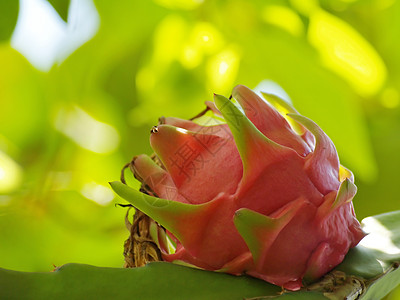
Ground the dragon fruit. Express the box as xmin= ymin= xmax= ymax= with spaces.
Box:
xmin=111 ymin=85 xmax=365 ymax=290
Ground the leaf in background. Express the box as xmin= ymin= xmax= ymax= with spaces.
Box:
xmin=0 ymin=45 xmax=46 ymax=149
xmin=308 ymin=9 xmax=387 ymax=98
xmin=47 ymin=0 xmax=69 ymax=22
xmin=0 ymin=1 xmax=19 ymax=42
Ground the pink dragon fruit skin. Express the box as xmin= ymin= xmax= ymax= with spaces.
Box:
xmin=111 ymin=85 xmax=365 ymax=290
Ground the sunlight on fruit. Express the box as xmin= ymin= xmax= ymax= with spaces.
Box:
xmin=0 ymin=150 xmax=22 ymax=194
xmin=262 ymin=5 xmax=304 ymax=36
xmin=253 ymin=80 xmax=309 ymax=136
xmin=308 ymin=9 xmax=387 ymax=97
xmin=175 ymin=127 xmax=189 ymax=134
xmin=55 ymin=106 xmax=120 ymax=154
xmin=339 ymin=165 xmax=354 ymax=182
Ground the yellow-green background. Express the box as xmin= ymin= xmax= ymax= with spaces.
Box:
xmin=0 ymin=0 xmax=399 ymax=296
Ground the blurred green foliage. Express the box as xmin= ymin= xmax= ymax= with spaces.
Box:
xmin=0 ymin=0 xmax=399 ymax=287
xmin=0 ymin=1 xmax=18 ymax=42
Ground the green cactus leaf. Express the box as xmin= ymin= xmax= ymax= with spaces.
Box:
xmin=0 ymin=210 xmax=400 ymax=299
xmin=0 ymin=262 xmax=284 ymax=300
